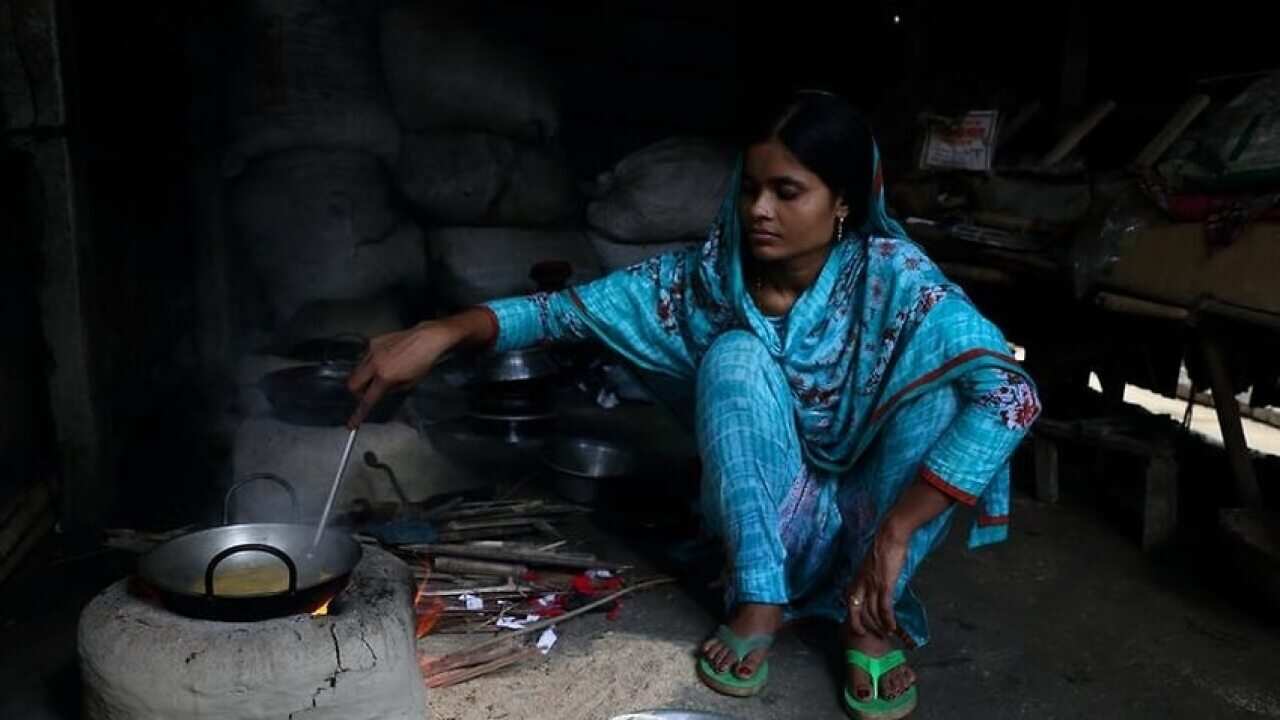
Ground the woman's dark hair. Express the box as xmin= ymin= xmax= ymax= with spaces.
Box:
xmin=744 ymin=90 xmax=875 ymax=225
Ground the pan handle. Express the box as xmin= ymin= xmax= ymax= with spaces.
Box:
xmin=224 ymin=473 xmax=300 ymax=525
xmin=363 ymin=450 xmax=412 ymax=506
xmin=204 ymin=543 xmax=298 ymax=597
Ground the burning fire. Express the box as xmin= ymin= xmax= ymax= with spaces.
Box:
xmin=311 ymin=599 xmax=332 ymax=616
xmin=413 ymin=560 xmax=444 ymax=638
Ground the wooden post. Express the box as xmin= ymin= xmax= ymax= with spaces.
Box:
xmin=1199 ymin=334 xmax=1263 ymax=508
xmin=1040 ymin=101 xmax=1117 ymax=168
xmin=6 ymin=0 xmax=111 ymax=532
xmin=1034 ymin=435 xmax=1061 ymax=504
xmin=1058 ymin=0 xmax=1089 ymax=111
xmin=1142 ymin=455 xmax=1179 ymax=550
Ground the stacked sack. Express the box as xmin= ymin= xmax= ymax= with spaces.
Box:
xmin=586 ymin=138 xmax=735 ymax=271
xmin=229 ymin=150 xmax=424 ymax=325
xmin=222 ymin=0 xmax=431 ymax=516
xmin=224 ymin=0 xmax=422 ymax=331
xmin=381 ymin=2 xmax=599 ymax=307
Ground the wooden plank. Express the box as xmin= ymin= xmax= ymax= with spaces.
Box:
xmin=1198 ymin=299 xmax=1280 ymax=333
xmin=939 ymin=262 xmax=1016 ymax=286
xmin=1095 ymin=292 xmax=1190 ymax=322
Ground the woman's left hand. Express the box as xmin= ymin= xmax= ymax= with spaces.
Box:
xmin=846 ymin=522 xmax=910 ymax=638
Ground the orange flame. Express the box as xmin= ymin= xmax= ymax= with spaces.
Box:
xmin=413 ymin=560 xmax=444 ymax=638
xmin=311 ymin=599 xmax=332 ymax=616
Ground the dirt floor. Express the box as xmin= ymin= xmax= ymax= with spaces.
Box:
xmin=3 ymin=483 xmax=1279 ymax=720
xmin=420 ymin=489 xmax=1280 ymax=720
xmin=3 ymin=382 xmax=1279 ymax=720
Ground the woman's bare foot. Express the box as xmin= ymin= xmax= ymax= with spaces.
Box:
xmin=700 ymin=603 xmax=783 ymax=679
xmin=843 ymin=625 xmax=917 ymax=701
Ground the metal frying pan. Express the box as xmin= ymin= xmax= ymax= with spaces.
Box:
xmin=136 ymin=474 xmax=363 ymax=621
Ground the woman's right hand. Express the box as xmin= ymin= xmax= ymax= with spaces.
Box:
xmin=345 ymin=319 xmax=464 ymax=428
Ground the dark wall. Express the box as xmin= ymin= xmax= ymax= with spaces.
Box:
xmin=63 ymin=0 xmax=228 ymax=527
xmin=0 ymin=151 xmax=55 ymax=507
xmin=41 ymin=0 xmax=1278 ymax=528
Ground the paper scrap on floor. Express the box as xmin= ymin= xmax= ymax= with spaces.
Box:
xmin=497 ymin=614 xmax=541 ymax=630
xmin=537 ymin=627 xmax=557 ymax=654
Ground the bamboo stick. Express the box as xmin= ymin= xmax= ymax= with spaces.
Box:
xmin=408 ymin=543 xmax=624 ymax=570
xmin=1040 ymin=100 xmax=1117 ymax=167
xmin=1133 ymin=94 xmax=1211 ymax=169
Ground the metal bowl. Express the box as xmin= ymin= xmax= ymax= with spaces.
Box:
xmin=609 ymin=707 xmax=742 ymax=712
xmin=476 ymin=347 xmax=559 ymax=384
xmin=541 ymin=436 xmax=636 ymax=505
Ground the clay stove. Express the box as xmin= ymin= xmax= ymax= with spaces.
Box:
xmin=78 ymin=547 xmax=427 ymax=720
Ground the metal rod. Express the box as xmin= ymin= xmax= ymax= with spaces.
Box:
xmin=312 ymin=426 xmax=359 ymax=551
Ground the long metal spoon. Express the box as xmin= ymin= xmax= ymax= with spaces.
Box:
xmin=311 ymin=425 xmax=359 ymax=552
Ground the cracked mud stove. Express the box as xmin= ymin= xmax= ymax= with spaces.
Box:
xmin=77 ymin=546 xmax=427 ymax=720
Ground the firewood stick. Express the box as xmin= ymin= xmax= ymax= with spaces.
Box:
xmin=422 ymin=636 xmax=522 ymax=675
xmin=409 ymin=543 xmax=625 ymax=570
xmin=442 ymin=518 xmax=541 ymax=532
xmin=428 ymin=504 xmax=586 ymax=521
xmin=420 ymin=497 xmax=465 ymax=520
xmin=424 ymin=647 xmax=539 ymax=688
xmin=458 ymin=577 xmax=675 ymax=656
xmin=433 ymin=557 xmax=529 ymax=577
xmin=434 ymin=526 xmax=535 ymax=543
xmin=465 ymin=541 xmax=596 ymax=561
xmin=423 ymin=581 xmax=526 ymax=597
xmin=533 ymin=520 xmax=561 ymax=538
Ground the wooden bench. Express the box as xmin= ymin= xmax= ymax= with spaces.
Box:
xmin=1033 ymin=416 xmax=1178 ymax=550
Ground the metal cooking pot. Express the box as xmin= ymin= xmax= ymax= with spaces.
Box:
xmin=476 ymin=347 xmax=559 ymax=384
xmin=260 ymin=361 xmax=407 ymax=426
xmin=137 ymin=474 xmax=363 ymax=621
xmin=541 ymin=436 xmax=636 ymax=505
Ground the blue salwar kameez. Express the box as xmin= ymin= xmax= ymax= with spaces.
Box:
xmin=480 ymin=159 xmax=1040 ymax=647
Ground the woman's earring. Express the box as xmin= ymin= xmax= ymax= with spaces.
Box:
xmin=835 ymin=215 xmax=846 ymax=241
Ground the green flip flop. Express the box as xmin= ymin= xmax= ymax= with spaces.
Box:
xmin=842 ymin=649 xmax=918 ymax=720
xmin=695 ymin=624 xmax=774 ymax=697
